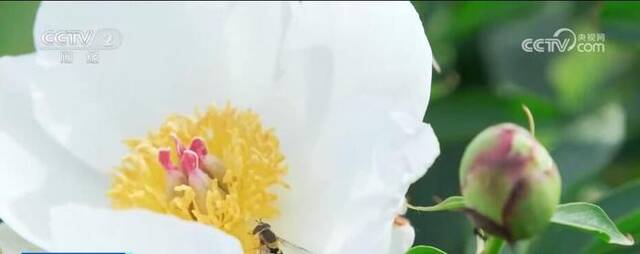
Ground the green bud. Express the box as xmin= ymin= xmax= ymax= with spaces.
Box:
xmin=460 ymin=123 xmax=561 ymax=241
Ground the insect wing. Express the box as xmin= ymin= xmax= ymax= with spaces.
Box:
xmin=277 ymin=237 xmax=313 ymax=254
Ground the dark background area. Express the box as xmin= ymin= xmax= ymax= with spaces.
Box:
xmin=407 ymin=2 xmax=640 ymax=254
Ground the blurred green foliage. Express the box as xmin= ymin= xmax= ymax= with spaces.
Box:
xmin=0 ymin=1 xmax=38 ymax=56
xmin=409 ymin=1 xmax=640 ymax=253
xmin=0 ymin=2 xmax=638 ymax=254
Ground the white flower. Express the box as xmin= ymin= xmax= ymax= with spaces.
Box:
xmin=0 ymin=2 xmax=438 ymax=254
xmin=0 ymin=223 xmax=41 ymax=253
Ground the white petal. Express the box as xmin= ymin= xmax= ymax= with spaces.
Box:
xmin=0 ymin=223 xmax=42 ymax=253
xmin=50 ymin=204 xmax=242 ymax=254
xmin=287 ymin=105 xmax=438 ymax=253
xmin=0 ymin=55 xmax=109 ymax=249
xmin=264 ymin=3 xmax=436 ymax=253
xmin=2 ymin=2 xmax=436 ymax=253
xmin=29 ymin=2 xmax=293 ymax=173
xmin=279 ymin=2 xmax=432 ymax=119
xmin=26 ymin=1 xmax=432 ymax=173
xmin=389 ymin=221 xmax=416 ymax=254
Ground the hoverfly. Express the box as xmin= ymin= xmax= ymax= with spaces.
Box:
xmin=253 ymin=221 xmax=312 ymax=254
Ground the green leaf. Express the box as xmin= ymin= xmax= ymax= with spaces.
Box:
xmin=551 ymin=202 xmax=635 ymax=246
xmin=582 ymin=181 xmax=640 ymax=253
xmin=407 ymin=245 xmax=447 ymax=254
xmin=408 ymin=196 xmax=466 ymax=212
xmin=527 ymin=182 xmax=640 ymax=253
xmin=585 ymin=210 xmax=640 ymax=253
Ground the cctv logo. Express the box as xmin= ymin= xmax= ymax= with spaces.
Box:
xmin=38 ymin=28 xmax=123 ymax=51
xmin=521 ymin=28 xmax=605 ymax=53
xmin=521 ymin=28 xmax=576 ymax=53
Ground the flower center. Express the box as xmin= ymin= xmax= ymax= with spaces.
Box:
xmin=109 ymin=104 xmax=288 ymax=252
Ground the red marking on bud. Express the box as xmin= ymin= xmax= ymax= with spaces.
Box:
xmin=473 ymin=128 xmax=531 ymax=173
xmin=501 ymin=178 xmax=528 ymax=226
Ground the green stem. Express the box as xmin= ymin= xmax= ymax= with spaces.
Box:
xmin=521 ymin=104 xmax=535 ymax=137
xmin=483 ymin=237 xmax=505 ymax=254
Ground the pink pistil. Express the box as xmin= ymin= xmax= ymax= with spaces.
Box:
xmin=172 ymin=134 xmax=186 ymax=157
xmin=158 ymin=136 xmax=215 ymax=209
xmin=158 ymin=148 xmax=177 ymax=171
xmin=180 ymin=150 xmax=199 ymax=174
xmin=158 ymin=135 xmax=217 ymax=191
xmin=189 ymin=137 xmax=208 ymax=158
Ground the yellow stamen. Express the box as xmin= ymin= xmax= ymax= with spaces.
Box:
xmin=108 ymin=104 xmax=288 ymax=252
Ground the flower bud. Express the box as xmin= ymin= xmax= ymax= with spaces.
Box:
xmin=460 ymin=123 xmax=561 ymax=241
